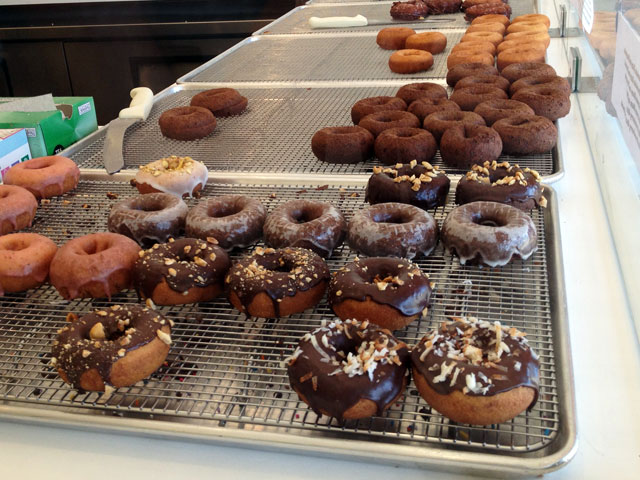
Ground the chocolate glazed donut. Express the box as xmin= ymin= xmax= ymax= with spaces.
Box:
xmin=311 ymin=126 xmax=374 ymax=164
xmin=390 ymin=0 xmax=429 ymax=20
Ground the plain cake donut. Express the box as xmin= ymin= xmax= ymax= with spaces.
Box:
xmin=439 ymin=124 xmax=503 ymax=167
xmin=500 ymin=62 xmax=557 ymax=82
xmin=311 ymin=126 xmax=374 ymax=163
xmin=446 ymin=51 xmax=495 ymax=69
xmin=497 ymin=47 xmax=546 ymax=71
xmin=451 ymin=40 xmax=497 ymax=56
xmin=374 ymin=127 xmax=437 ymax=164
xmin=134 ymin=156 xmax=208 ymax=198
xmin=351 ymin=96 xmax=407 ymax=124
xmin=0 ymin=185 xmax=38 ymax=235
xmin=158 ymin=106 xmax=217 ymax=140
xmin=389 ymin=49 xmax=434 ymax=74
xmin=0 ymin=233 xmax=57 ymax=296
xmin=376 ymin=27 xmax=416 ymax=50
xmin=471 ymin=14 xmax=511 ymax=26
xmin=3 ymin=156 xmax=80 ymax=199
xmin=509 ymin=75 xmax=571 ymax=96
xmin=511 ymin=86 xmax=571 ymax=121
xmin=455 ymin=74 xmax=510 ymax=92
xmin=405 ymin=32 xmax=447 ymax=54
xmin=460 ymin=31 xmax=504 ymax=47
xmin=465 ymin=22 xmax=506 ymax=35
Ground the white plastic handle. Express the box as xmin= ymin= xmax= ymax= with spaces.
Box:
xmin=308 ymin=14 xmax=368 ymax=29
xmin=118 ymin=87 xmax=154 ymax=121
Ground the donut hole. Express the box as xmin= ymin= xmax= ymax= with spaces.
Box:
xmin=471 ymin=213 xmax=506 ymax=228
xmin=372 ymin=211 xmax=412 ymax=224
xmin=131 ymin=199 xmax=167 ymax=213
xmin=80 ymin=238 xmax=113 ymax=255
xmin=207 ymin=203 xmax=242 ymax=218
xmin=290 ymin=207 xmax=322 ymax=224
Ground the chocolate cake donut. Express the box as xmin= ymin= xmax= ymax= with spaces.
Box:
xmin=359 ymin=110 xmax=421 ymax=137
xmin=509 ymin=75 xmax=571 ymax=96
xmin=455 ymin=75 xmax=511 ymax=92
xmin=425 ymin=0 xmax=462 ymax=13
xmin=190 ymin=88 xmax=248 ymax=117
xmin=450 ymin=85 xmax=509 ymax=111
xmin=408 ymin=98 xmax=461 ymax=122
xmin=158 ymin=106 xmax=217 ymax=141
xmin=439 ymin=124 xmax=503 ymax=168
xmin=492 ymin=114 xmax=558 ymax=155
xmin=351 ymin=96 xmax=407 ymax=125
xmin=311 ymin=126 xmax=374 ymax=164
xmin=500 ymin=62 xmax=557 ymax=82
xmin=396 ymin=82 xmax=448 ymax=104
xmin=423 ymin=110 xmax=486 ymax=143
xmin=464 ymin=3 xmax=512 ymax=22
xmin=390 ymin=0 xmax=429 ymax=20
xmin=473 ymin=99 xmax=535 ymax=125
xmin=446 ymin=63 xmax=500 ymax=87
xmin=374 ymin=127 xmax=437 ymax=164
xmin=511 ymin=87 xmax=571 ymax=121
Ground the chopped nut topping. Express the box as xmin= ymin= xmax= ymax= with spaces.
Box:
xmin=164 ymin=258 xmax=175 ymax=266
xmin=89 ymin=322 xmax=106 ymax=340
xmin=82 ymin=350 xmax=91 ymax=358
xmin=194 ymin=256 xmax=207 ymax=267
xmin=156 ymin=329 xmax=172 ymax=345
xmin=168 ymin=268 xmax=177 ymax=277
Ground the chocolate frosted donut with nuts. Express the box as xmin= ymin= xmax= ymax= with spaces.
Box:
xmin=351 ymin=96 xmax=407 ymax=125
xmin=374 ymin=127 xmax=437 ymax=165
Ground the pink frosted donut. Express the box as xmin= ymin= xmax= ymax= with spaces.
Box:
xmin=0 ymin=233 xmax=57 ymax=295
xmin=3 ymin=156 xmax=79 ymax=199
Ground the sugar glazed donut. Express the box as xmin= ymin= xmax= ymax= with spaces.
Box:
xmin=133 ymin=237 xmax=230 ymax=305
xmin=134 ymin=156 xmax=208 ymax=198
xmin=389 ymin=49 xmax=434 ymax=74
xmin=328 ymin=257 xmax=432 ymax=330
xmin=450 ymin=85 xmax=509 ymax=111
xmin=492 ymin=114 xmax=558 ymax=155
xmin=405 ymin=32 xmax=448 ymax=54
xmin=376 ymin=27 xmax=416 ymax=50
xmin=226 ymin=247 xmax=330 ymax=318
xmin=359 ymin=110 xmax=421 ymax=137
xmin=425 ymin=0 xmax=462 ymax=14
xmin=439 ymin=124 xmax=503 ymax=168
xmin=286 ymin=318 xmax=409 ymax=420
xmin=390 ymin=0 xmax=429 ymax=20
xmin=311 ymin=126 xmax=374 ymax=164
xmin=50 ymin=232 xmax=140 ymax=300
xmin=441 ymin=201 xmax=537 ymax=266
xmin=408 ymin=98 xmax=461 ymax=122
xmin=0 ymin=233 xmax=57 ymax=296
xmin=374 ymin=127 xmax=437 ymax=164
xmin=3 ymin=156 xmax=80 ymax=199
xmin=348 ymin=202 xmax=438 ymax=259
xmin=474 ymin=99 xmax=535 ymax=125
xmin=411 ymin=316 xmax=539 ymax=425
xmin=52 ymin=304 xmax=172 ymax=392
xmin=0 ymin=185 xmax=38 ymax=235
xmin=158 ymin=106 xmax=216 ymax=140
xmin=423 ymin=110 xmax=486 ymax=143
xmin=351 ymin=96 xmax=407 ymax=125
xmin=446 ymin=62 xmax=499 ymax=87
xmin=500 ymin=62 xmax=557 ymax=82
xmin=190 ymin=88 xmax=248 ymax=117
xmin=396 ymin=82 xmax=448 ymax=104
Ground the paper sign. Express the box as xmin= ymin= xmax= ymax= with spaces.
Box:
xmin=0 ymin=94 xmax=57 ymax=113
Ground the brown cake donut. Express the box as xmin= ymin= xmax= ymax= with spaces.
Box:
xmin=376 ymin=27 xmax=417 ymax=50
xmin=405 ymin=32 xmax=447 ymax=54
xmin=471 ymin=13 xmax=511 ymax=26
xmin=446 ymin=51 xmax=495 ymax=69
xmin=190 ymin=88 xmax=248 ymax=117
xmin=226 ymin=247 xmax=329 ymax=318
xmin=390 ymin=0 xmax=429 ymax=20
xmin=440 ymin=124 xmax=502 ymax=168
xmin=0 ymin=185 xmax=37 ymax=235
xmin=359 ymin=110 xmax=420 ymax=137
xmin=451 ymin=40 xmax=497 ymax=56
xmin=511 ymin=87 xmax=571 ymax=121
xmin=464 ymin=3 xmax=512 ymax=22
xmin=497 ymin=47 xmax=545 ymax=71
xmin=455 ymin=74 xmax=510 ymax=92
xmin=158 ymin=106 xmax=217 ymax=141
xmin=500 ymin=62 xmax=557 ymax=82
xmin=509 ymin=75 xmax=571 ymax=96
xmin=423 ymin=110 xmax=486 ymax=143
xmin=286 ymin=319 xmax=409 ymax=420
xmin=466 ymin=22 xmax=507 ymax=35
xmin=263 ymin=200 xmax=346 ymax=258
xmin=408 ymin=98 xmax=461 ymax=122
xmin=474 ymin=98 xmax=535 ymax=125
xmin=351 ymin=96 xmax=408 ymax=124
xmin=425 ymin=0 xmax=462 ymax=14
xmin=374 ymin=127 xmax=437 ymax=164
xmin=3 ymin=156 xmax=80 ymax=199
xmin=493 ymin=114 xmax=558 ymax=154
xmin=389 ymin=49 xmax=434 ymax=74
xmin=450 ymin=85 xmax=508 ymax=111
xmin=446 ymin=62 xmax=499 ymax=86
xmin=460 ymin=31 xmax=504 ymax=47
xmin=396 ymin=82 xmax=448 ymax=104
xmin=311 ymin=126 xmax=374 ymax=163
xmin=0 ymin=233 xmax=57 ymax=296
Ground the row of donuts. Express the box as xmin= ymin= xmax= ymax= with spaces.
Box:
xmin=389 ymin=0 xmax=512 ymax=23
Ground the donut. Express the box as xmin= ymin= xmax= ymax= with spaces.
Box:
xmin=408 ymin=97 xmax=461 ymax=122
xmin=359 ymin=110 xmax=420 ymax=137
xmin=185 ymin=195 xmax=266 ymax=250
xmin=451 ymin=40 xmax=497 ymax=56
xmin=0 ymin=233 xmax=57 ymax=296
xmin=3 ymin=156 xmax=80 ymax=200
xmin=474 ymin=98 xmax=535 ymax=125
xmin=471 ymin=13 xmax=511 ymax=26
xmin=450 ymin=84 xmax=508 ymax=111
xmin=496 ymin=39 xmax=547 ymax=55
xmin=396 ymin=82 xmax=448 ymax=104
xmin=464 ymin=3 xmax=512 ymax=22
xmin=511 ymin=87 xmax=571 ymax=121
xmin=496 ymin=47 xmax=545 ymax=71
xmin=49 ymin=233 xmax=140 ymax=300
xmin=226 ymin=247 xmax=329 ymax=318
xmin=440 ymin=124 xmax=502 ymax=168
xmin=311 ymin=126 xmax=374 ymax=164
xmin=0 ymin=185 xmax=37 ymax=235
xmin=351 ymin=96 xmax=407 ymax=125
xmin=328 ymin=257 xmax=432 ymax=330
xmin=376 ymin=27 xmax=416 ymax=50
xmin=134 ymin=156 xmax=208 ymax=198
xmin=390 ymin=0 xmax=429 ymax=20
xmin=456 ymin=160 xmax=545 ymax=210
xmin=405 ymin=32 xmax=447 ymax=54
xmin=460 ymin=31 xmax=504 ymax=47
xmin=52 ymin=304 xmax=172 ymax=392
xmin=389 ymin=49 xmax=434 ymax=74
xmin=465 ymin=22 xmax=507 ymax=35
xmin=455 ymin=74 xmax=510 ymax=92
xmin=158 ymin=106 xmax=216 ymax=140
xmin=423 ymin=110 xmax=486 ymax=143
xmin=133 ymin=237 xmax=230 ymax=305
xmin=500 ymin=62 xmax=557 ymax=82
xmin=424 ymin=0 xmax=462 ymax=14
xmin=461 ymin=0 xmax=505 ymax=11
xmin=411 ymin=316 xmax=539 ymax=425
xmin=190 ymin=88 xmax=248 ymax=117
xmin=493 ymin=114 xmax=558 ymax=154
xmin=512 ymin=14 xmax=550 ymax=27
xmin=441 ymin=201 xmax=537 ymax=266
xmin=108 ymin=193 xmax=188 ymax=246
xmin=347 ymin=202 xmax=438 ymax=259
xmin=506 ymin=21 xmax=548 ymax=34
xmin=263 ymin=199 xmax=346 ymax=258
xmin=509 ymin=75 xmax=571 ymax=96
xmin=366 ymin=161 xmax=450 ymax=210
xmin=446 ymin=51 xmax=495 ymax=69
xmin=374 ymin=127 xmax=437 ymax=164
xmin=285 ymin=319 xmax=409 ymax=420
xmin=504 ymin=31 xmax=551 ymax=47
xmin=446 ymin=62 xmax=499 ymax=86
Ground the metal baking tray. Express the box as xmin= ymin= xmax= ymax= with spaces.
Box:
xmin=0 ymin=173 xmax=575 ymax=476
xmin=65 ymin=84 xmax=563 ymax=180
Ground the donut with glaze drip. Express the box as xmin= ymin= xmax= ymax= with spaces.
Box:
xmin=374 ymin=127 xmax=437 ymax=165
xmin=134 ymin=156 xmax=208 ymax=198
xmin=0 ymin=233 xmax=57 ymax=296
xmin=351 ymin=96 xmax=407 ymax=125
xmin=3 ymin=156 xmax=79 ymax=199
xmin=0 ymin=185 xmax=38 ymax=235
xmin=158 ymin=106 xmax=216 ymax=140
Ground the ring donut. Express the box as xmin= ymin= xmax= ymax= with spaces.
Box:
xmin=389 ymin=49 xmax=434 ymax=74
xmin=405 ymin=32 xmax=447 ymax=54
xmin=497 ymin=47 xmax=546 ymax=71
xmin=423 ymin=110 xmax=486 ymax=143
xmin=451 ymin=40 xmax=497 ymax=56
xmin=473 ymin=98 xmax=535 ymax=125
xmin=455 ymin=74 xmax=510 ymax=92
xmin=511 ymin=86 xmax=571 ymax=121
xmin=471 ymin=14 xmax=511 ymax=27
xmin=408 ymin=98 xmax=460 ymax=122
xmin=374 ymin=127 xmax=437 ymax=164
xmin=492 ymin=114 xmax=558 ymax=155
xmin=460 ymin=31 xmax=504 ymax=47
xmin=3 ymin=156 xmax=80 ymax=199
xmin=376 ymin=27 xmax=417 ymax=50
xmin=446 ymin=62 xmax=499 ymax=87
xmin=506 ymin=21 xmax=548 ymax=34
xmin=509 ymin=75 xmax=571 ymax=96
xmin=190 ymin=88 xmax=248 ymax=117
xmin=158 ymin=106 xmax=217 ymax=141
xmin=0 ymin=185 xmax=38 ymax=235
xmin=439 ymin=124 xmax=503 ymax=168
xmin=465 ymin=22 xmax=506 ymax=35
xmin=0 ymin=233 xmax=57 ymax=295
xmin=512 ymin=14 xmax=550 ymax=27
xmin=450 ymin=84 xmax=508 ymax=111
xmin=359 ymin=110 xmax=421 ymax=137
xmin=447 ymin=51 xmax=495 ymax=69
xmin=396 ymin=82 xmax=448 ymax=104
xmin=351 ymin=96 xmax=407 ymax=124
xmin=311 ymin=126 xmax=374 ymax=163
xmin=500 ymin=62 xmax=557 ymax=82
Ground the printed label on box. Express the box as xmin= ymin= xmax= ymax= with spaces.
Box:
xmin=78 ymin=102 xmax=92 ymax=116
xmin=25 ymin=128 xmax=37 ymax=137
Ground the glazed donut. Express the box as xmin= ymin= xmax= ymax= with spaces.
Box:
xmin=465 ymin=22 xmax=507 ymax=35
xmin=474 ymin=98 xmax=535 ymax=125
xmin=423 ymin=110 xmax=486 ymax=143
xmin=405 ymin=32 xmax=447 ymax=54
xmin=311 ymin=126 xmax=374 ymax=164
xmin=425 ymin=0 xmax=462 ymax=14
xmin=374 ymin=127 xmax=437 ymax=164
xmin=351 ymin=96 xmax=407 ymax=125
xmin=460 ymin=31 xmax=504 ymax=47
xmin=504 ymin=31 xmax=551 ymax=47
xmin=158 ymin=106 xmax=216 ymax=140
xmin=3 ymin=156 xmax=80 ymax=199
xmin=456 ymin=160 xmax=545 ymax=210
xmin=506 ymin=21 xmax=548 ymax=34
xmin=185 ymin=195 xmax=266 ymax=250
xmin=329 ymin=257 xmax=432 ymax=330
xmin=347 ymin=202 xmax=438 ymax=259
xmin=446 ymin=62 xmax=499 ymax=86
xmin=52 ymin=304 xmax=172 ymax=392
xmin=411 ymin=316 xmax=539 ymax=425
xmin=376 ymin=27 xmax=416 ymax=50
xmin=512 ymin=14 xmax=550 ymax=27
xmin=493 ymin=114 xmax=558 ymax=154
xmin=497 ymin=39 xmax=547 ymax=54
xmin=390 ymin=0 xmax=429 ymax=20
xmin=108 ymin=193 xmax=188 ymax=246
xmin=50 ymin=233 xmax=140 ymax=300
xmin=451 ymin=40 xmax=497 ymax=56
xmin=263 ymin=199 xmax=346 ymax=258
xmin=497 ymin=47 xmax=546 ymax=71
xmin=408 ymin=98 xmax=460 ymax=122
xmin=511 ymin=87 xmax=571 ymax=121
xmin=450 ymin=85 xmax=508 ymax=111
xmin=366 ymin=161 xmax=450 ymax=210
xmin=359 ymin=110 xmax=420 ymax=137
xmin=226 ymin=247 xmax=329 ymax=318
xmin=461 ymin=0 xmax=506 ymax=10
xmin=286 ymin=319 xmax=409 ymax=420
xmin=389 ymin=49 xmax=434 ymax=74
xmin=0 ymin=185 xmax=37 ymax=235
xmin=500 ymin=62 xmax=556 ymax=82
xmin=446 ymin=51 xmax=495 ymax=69
xmin=441 ymin=201 xmax=537 ymax=266
xmin=0 ymin=233 xmax=57 ymax=296
xmin=440 ymin=124 xmax=502 ymax=168
xmin=464 ymin=3 xmax=512 ymax=22
xmin=396 ymin=82 xmax=448 ymax=104
xmin=455 ymin=74 xmax=510 ymax=92
xmin=471 ymin=13 xmax=511 ymax=26
xmin=134 ymin=156 xmax=208 ymax=198
xmin=509 ymin=75 xmax=571 ymax=96
xmin=190 ymin=88 xmax=248 ymax=117
xmin=133 ymin=237 xmax=230 ymax=305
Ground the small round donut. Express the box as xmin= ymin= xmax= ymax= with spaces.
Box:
xmin=471 ymin=13 xmax=511 ymax=26
xmin=396 ymin=82 xmax=448 ymax=104
xmin=504 ymin=31 xmax=551 ymax=47
xmin=4 ymin=156 xmax=80 ymax=200
xmin=408 ymin=98 xmax=460 ymax=122
xmin=464 ymin=3 xmax=512 ymax=22
xmin=440 ymin=124 xmax=502 ymax=168
xmin=52 ymin=304 xmax=172 ymax=392
xmin=412 ymin=316 xmax=539 ymax=425
xmin=286 ymin=319 xmax=409 ymax=420
xmin=311 ymin=126 xmax=374 ymax=163
xmin=185 ymin=195 xmax=266 ymax=250
xmin=493 ymin=114 xmax=558 ymax=154
xmin=466 ymin=22 xmax=506 ymax=35
xmin=446 ymin=62 xmax=499 ymax=86
xmin=263 ymin=200 xmax=346 ymax=258
xmin=497 ymin=38 xmax=547 ymax=54
xmin=158 ymin=106 xmax=216 ymax=140
xmin=405 ymin=32 xmax=447 ymax=54
xmin=347 ymin=202 xmax=438 ymax=259
xmin=510 ymin=75 xmax=571 ymax=96
xmin=190 ymin=88 xmax=248 ymax=117
xmin=425 ymin=0 xmax=462 ymax=14
xmin=374 ymin=127 xmax=437 ymax=165
xmin=226 ymin=247 xmax=329 ymax=318
xmin=351 ymin=96 xmax=407 ymax=125
xmin=474 ymin=98 xmax=535 ymax=125
xmin=390 ymin=0 xmax=429 ymax=20
xmin=451 ymin=40 xmax=497 ymax=56
xmin=133 ymin=237 xmax=230 ymax=305
xmin=447 ymin=51 xmax=495 ymax=69
xmin=511 ymin=87 xmax=571 ymax=121
xmin=389 ymin=49 xmax=434 ymax=74
xmin=497 ymin=47 xmax=545 ymax=71
xmin=512 ymin=13 xmax=550 ymax=27
xmin=423 ymin=110 xmax=486 ymax=143
xmin=108 ymin=193 xmax=188 ymax=246
xmin=0 ymin=233 xmax=57 ymax=295
xmin=451 ymin=84 xmax=508 ymax=111
xmin=455 ymin=74 xmax=510 ymax=92
xmin=359 ymin=110 xmax=420 ymax=137
xmin=376 ymin=27 xmax=416 ymax=50
xmin=461 ymin=31 xmax=504 ymax=47
xmin=506 ymin=21 xmax=548 ymax=34
xmin=134 ymin=156 xmax=208 ymax=198
xmin=500 ymin=62 xmax=557 ymax=82
xmin=329 ymin=257 xmax=431 ymax=330
xmin=0 ymin=185 xmax=38 ymax=235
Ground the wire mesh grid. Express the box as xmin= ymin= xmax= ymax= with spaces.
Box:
xmin=70 ymin=86 xmax=556 ymax=177
xmin=0 ymin=179 xmax=560 ymax=454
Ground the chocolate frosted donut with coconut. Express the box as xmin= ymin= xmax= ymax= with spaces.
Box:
xmin=133 ymin=156 xmax=208 ymax=198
